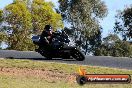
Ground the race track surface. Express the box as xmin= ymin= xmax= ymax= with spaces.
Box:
xmin=0 ymin=50 xmax=132 ymax=70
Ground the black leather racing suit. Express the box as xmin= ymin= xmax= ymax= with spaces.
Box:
xmin=39 ymin=31 xmax=54 ymax=51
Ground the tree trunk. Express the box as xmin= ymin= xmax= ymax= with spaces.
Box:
xmin=85 ymin=38 xmax=88 ymax=55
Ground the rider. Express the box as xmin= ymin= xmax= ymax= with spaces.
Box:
xmin=39 ymin=25 xmax=54 ymax=50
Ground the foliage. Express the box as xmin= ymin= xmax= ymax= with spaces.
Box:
xmin=95 ymin=34 xmax=132 ymax=57
xmin=0 ymin=10 xmax=3 ymax=46
xmin=3 ymin=0 xmax=33 ymax=50
xmin=114 ymin=5 xmax=132 ymax=40
xmin=58 ymin=0 xmax=108 ymax=54
xmin=0 ymin=10 xmax=3 ymax=23
xmin=89 ymin=29 xmax=102 ymax=55
xmin=59 ymin=0 xmax=107 ymax=37
xmin=0 ymin=0 xmax=63 ymax=50
xmin=31 ymin=0 xmax=64 ymax=34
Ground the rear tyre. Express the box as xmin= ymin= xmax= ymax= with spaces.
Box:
xmin=42 ymin=53 xmax=52 ymax=60
xmin=45 ymin=57 xmax=52 ymax=60
xmin=37 ymin=50 xmax=52 ymax=60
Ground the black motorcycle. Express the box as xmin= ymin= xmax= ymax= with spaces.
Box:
xmin=32 ymin=30 xmax=85 ymax=61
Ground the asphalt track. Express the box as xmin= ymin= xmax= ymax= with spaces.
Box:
xmin=0 ymin=50 xmax=132 ymax=70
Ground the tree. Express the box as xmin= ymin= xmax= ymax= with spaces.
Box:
xmin=59 ymin=0 xmax=107 ymax=36
xmin=89 ymin=29 xmax=102 ymax=55
xmin=0 ymin=10 xmax=4 ymax=48
xmin=114 ymin=5 xmax=132 ymax=40
xmin=4 ymin=0 xmax=33 ymax=50
xmin=31 ymin=0 xmax=64 ymax=34
xmin=58 ymin=0 xmax=108 ymax=54
xmin=103 ymin=34 xmax=121 ymax=45
xmin=0 ymin=10 xmax=3 ymax=23
xmin=95 ymin=34 xmax=132 ymax=57
xmin=1 ymin=0 xmax=64 ymax=50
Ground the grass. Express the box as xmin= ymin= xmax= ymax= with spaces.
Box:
xmin=0 ymin=74 xmax=131 ymax=88
xmin=0 ymin=58 xmax=132 ymax=88
xmin=0 ymin=74 xmax=72 ymax=88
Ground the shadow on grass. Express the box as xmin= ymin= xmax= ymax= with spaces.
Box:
xmin=4 ymin=57 xmax=76 ymax=61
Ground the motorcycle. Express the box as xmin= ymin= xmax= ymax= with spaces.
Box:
xmin=32 ymin=30 xmax=85 ymax=61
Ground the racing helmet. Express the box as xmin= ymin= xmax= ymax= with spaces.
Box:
xmin=44 ymin=25 xmax=53 ymax=32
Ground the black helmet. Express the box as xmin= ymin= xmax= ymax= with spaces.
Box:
xmin=44 ymin=25 xmax=52 ymax=31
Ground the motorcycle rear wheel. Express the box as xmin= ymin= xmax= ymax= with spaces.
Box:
xmin=37 ymin=50 xmax=52 ymax=60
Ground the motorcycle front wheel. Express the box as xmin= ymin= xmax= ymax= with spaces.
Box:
xmin=71 ymin=49 xmax=85 ymax=61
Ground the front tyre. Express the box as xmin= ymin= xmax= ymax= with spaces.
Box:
xmin=71 ymin=49 xmax=85 ymax=61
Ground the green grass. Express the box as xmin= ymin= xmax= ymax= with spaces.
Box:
xmin=0 ymin=74 xmax=131 ymax=88
xmin=0 ymin=58 xmax=132 ymax=74
xmin=0 ymin=58 xmax=132 ymax=88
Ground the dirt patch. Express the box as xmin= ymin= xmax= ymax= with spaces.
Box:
xmin=0 ymin=67 xmax=77 ymax=83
